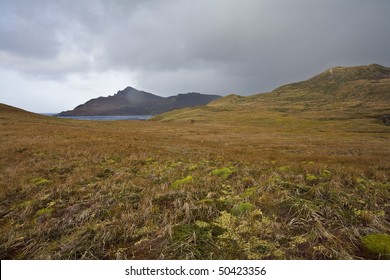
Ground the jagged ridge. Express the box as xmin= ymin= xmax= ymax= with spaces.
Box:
xmin=58 ymin=87 xmax=221 ymax=116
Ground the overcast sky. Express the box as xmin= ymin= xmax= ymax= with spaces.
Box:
xmin=1 ymin=0 xmax=389 ymax=113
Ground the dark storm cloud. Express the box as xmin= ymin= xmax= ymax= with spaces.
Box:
xmin=1 ymin=0 xmax=389 ymax=95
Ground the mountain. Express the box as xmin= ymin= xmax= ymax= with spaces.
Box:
xmin=153 ymin=64 xmax=390 ymax=124
xmin=57 ymin=87 xmax=221 ymax=116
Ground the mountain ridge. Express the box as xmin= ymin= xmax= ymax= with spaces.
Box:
xmin=58 ymin=87 xmax=221 ymax=116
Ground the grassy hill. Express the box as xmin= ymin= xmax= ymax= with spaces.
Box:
xmin=0 ymin=103 xmax=42 ymax=116
xmin=0 ymin=65 xmax=389 ymax=260
xmin=153 ymin=64 xmax=390 ymax=124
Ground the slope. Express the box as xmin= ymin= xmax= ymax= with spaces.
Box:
xmin=153 ymin=64 xmax=390 ymax=125
xmin=0 ymin=103 xmax=49 ymax=120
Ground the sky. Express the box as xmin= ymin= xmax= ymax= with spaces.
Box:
xmin=0 ymin=0 xmax=389 ymax=113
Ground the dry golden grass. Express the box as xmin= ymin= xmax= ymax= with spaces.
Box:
xmin=0 ymin=100 xmax=389 ymax=259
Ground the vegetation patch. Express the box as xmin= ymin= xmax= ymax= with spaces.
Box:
xmin=30 ymin=178 xmax=50 ymax=186
xmin=215 ymin=197 xmax=237 ymax=211
xmin=361 ymin=234 xmax=390 ymax=259
xmin=16 ymin=200 xmax=33 ymax=209
xmin=211 ymin=167 xmax=234 ymax=179
xmin=35 ymin=208 xmax=54 ymax=216
xmin=168 ymin=221 xmax=226 ymax=259
xmin=153 ymin=192 xmax=186 ymax=206
xmin=170 ymin=175 xmax=193 ymax=189
xmin=277 ymin=166 xmax=290 ymax=172
xmin=320 ymin=169 xmax=331 ymax=178
xmin=96 ymin=168 xmax=114 ymax=179
xmin=305 ymin=174 xmax=318 ymax=182
xmin=231 ymin=202 xmax=255 ymax=216
xmin=35 ymin=207 xmax=54 ymax=222
xmin=239 ymin=187 xmax=258 ymax=198
xmin=187 ymin=164 xmax=198 ymax=171
xmin=127 ymin=193 xmax=141 ymax=204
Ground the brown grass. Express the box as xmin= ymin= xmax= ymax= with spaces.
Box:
xmin=0 ymin=103 xmax=389 ymax=259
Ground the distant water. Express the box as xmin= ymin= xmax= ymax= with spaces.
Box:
xmin=40 ymin=114 xmax=151 ymax=121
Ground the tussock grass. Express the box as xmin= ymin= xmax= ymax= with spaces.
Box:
xmin=0 ymin=103 xmax=389 ymax=259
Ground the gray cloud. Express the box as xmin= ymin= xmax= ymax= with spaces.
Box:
xmin=1 ymin=0 xmax=390 ymax=111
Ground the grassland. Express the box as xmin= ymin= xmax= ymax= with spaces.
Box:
xmin=1 ymin=65 xmax=389 ymax=260
xmin=1 ymin=101 xmax=389 ymax=260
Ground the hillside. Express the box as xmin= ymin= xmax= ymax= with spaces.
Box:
xmin=153 ymin=64 xmax=390 ymax=124
xmin=57 ymin=87 xmax=221 ymax=116
xmin=0 ymin=103 xmax=39 ymax=116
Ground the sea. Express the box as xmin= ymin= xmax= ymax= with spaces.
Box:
xmin=40 ymin=114 xmax=151 ymax=121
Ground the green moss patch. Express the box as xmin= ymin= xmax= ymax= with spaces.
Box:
xmin=211 ymin=167 xmax=234 ymax=179
xmin=320 ymin=169 xmax=331 ymax=178
xmin=30 ymin=178 xmax=50 ymax=186
xmin=361 ymin=233 xmax=390 ymax=259
xmin=35 ymin=207 xmax=54 ymax=217
xmin=277 ymin=166 xmax=290 ymax=172
xmin=187 ymin=164 xmax=198 ymax=171
xmin=170 ymin=175 xmax=193 ymax=189
xmin=305 ymin=174 xmax=318 ymax=182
